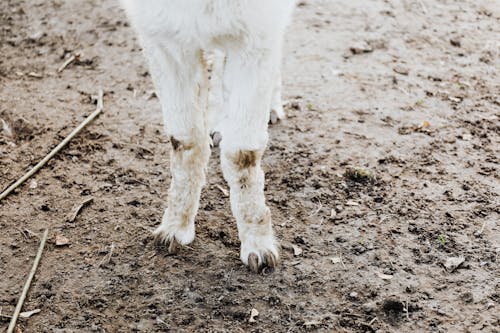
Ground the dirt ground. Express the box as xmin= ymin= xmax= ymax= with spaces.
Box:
xmin=1 ymin=0 xmax=499 ymax=332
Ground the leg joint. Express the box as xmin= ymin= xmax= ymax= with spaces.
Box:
xmin=170 ymin=136 xmax=194 ymax=152
xmin=232 ymin=150 xmax=258 ymax=170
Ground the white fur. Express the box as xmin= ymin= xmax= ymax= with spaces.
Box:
xmin=121 ymin=0 xmax=295 ymax=269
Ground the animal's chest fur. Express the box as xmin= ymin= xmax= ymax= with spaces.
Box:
xmin=121 ymin=0 xmax=294 ymax=49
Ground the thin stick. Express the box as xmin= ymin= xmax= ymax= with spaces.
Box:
xmin=418 ymin=0 xmax=428 ymax=14
xmin=0 ymin=89 xmax=103 ymax=201
xmin=97 ymin=243 xmax=115 ymax=268
xmin=57 ymin=53 xmax=78 ymax=73
xmin=308 ymin=200 xmax=323 ymax=217
xmin=7 ymin=229 xmax=49 ymax=333
xmin=340 ymin=257 xmax=346 ymax=270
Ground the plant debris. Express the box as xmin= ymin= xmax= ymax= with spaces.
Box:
xmin=444 ymin=256 xmax=465 ymax=272
xmin=55 ymin=234 xmax=70 ymax=246
xmin=248 ymin=308 xmax=259 ymax=323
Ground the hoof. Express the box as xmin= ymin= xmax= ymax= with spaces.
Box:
xmin=210 ymin=131 xmax=222 ymax=147
xmin=269 ymin=105 xmax=286 ymax=125
xmin=153 ymin=234 xmax=182 ymax=255
xmin=269 ymin=109 xmax=280 ymax=124
xmin=248 ymin=253 xmax=259 ymax=273
xmin=247 ymin=251 xmax=279 ymax=274
xmin=168 ymin=238 xmax=181 ymax=254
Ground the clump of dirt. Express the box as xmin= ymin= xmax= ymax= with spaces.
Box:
xmin=343 ymin=167 xmax=376 ymax=184
xmin=0 ymin=112 xmax=37 ymax=142
xmin=382 ymin=298 xmax=405 ymax=324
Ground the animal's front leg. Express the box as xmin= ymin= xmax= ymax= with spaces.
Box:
xmin=221 ymin=148 xmax=278 ymax=272
xmin=142 ymin=41 xmax=210 ymax=252
xmin=157 ymin=133 xmax=210 ymax=252
xmin=219 ymin=48 xmax=281 ymax=272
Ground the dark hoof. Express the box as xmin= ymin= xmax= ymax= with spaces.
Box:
xmin=263 ymin=252 xmax=278 ymax=269
xmin=248 ymin=253 xmax=259 ymax=273
xmin=153 ymin=233 xmax=165 ymax=247
xmin=247 ymin=252 xmax=278 ymax=274
xmin=210 ymin=131 xmax=222 ymax=147
xmin=168 ymin=238 xmax=181 ymax=254
xmin=153 ymin=234 xmax=181 ymax=255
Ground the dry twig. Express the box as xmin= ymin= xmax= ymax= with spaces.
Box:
xmin=7 ymin=229 xmax=49 ymax=333
xmin=0 ymin=89 xmax=103 ymax=201
xmin=57 ymin=53 xmax=79 ymax=73
xmin=67 ymin=197 xmax=94 ymax=222
xmin=97 ymin=243 xmax=115 ymax=268
xmin=418 ymin=0 xmax=428 ymax=14
xmin=308 ymin=200 xmax=323 ymax=217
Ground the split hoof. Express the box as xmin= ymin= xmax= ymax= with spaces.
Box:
xmin=153 ymin=234 xmax=182 ymax=255
xmin=210 ymin=131 xmax=222 ymax=147
xmin=247 ymin=252 xmax=278 ymax=274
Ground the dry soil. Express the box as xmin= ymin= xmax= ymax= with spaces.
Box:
xmin=1 ymin=0 xmax=499 ymax=332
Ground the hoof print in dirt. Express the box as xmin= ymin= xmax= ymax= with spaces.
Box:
xmin=382 ymin=298 xmax=405 ymax=324
xmin=381 ymin=298 xmax=419 ymax=325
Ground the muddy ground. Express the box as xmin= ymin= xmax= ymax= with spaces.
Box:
xmin=1 ymin=0 xmax=499 ymax=332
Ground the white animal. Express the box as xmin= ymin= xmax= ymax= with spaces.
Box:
xmin=121 ymin=0 xmax=296 ymax=272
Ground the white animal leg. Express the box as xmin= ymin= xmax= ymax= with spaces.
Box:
xmin=219 ymin=48 xmax=281 ymax=272
xmin=270 ymin=69 xmax=285 ymax=124
xmin=142 ymin=41 xmax=210 ymax=251
xmin=206 ymin=49 xmax=226 ymax=145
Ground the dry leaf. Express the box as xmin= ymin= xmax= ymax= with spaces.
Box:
xmin=292 ymin=244 xmax=303 ymax=256
xmin=1 ymin=118 xmax=13 ymax=137
xmin=249 ymin=308 xmax=259 ymax=323
xmin=377 ymin=272 xmax=393 ymax=280
xmin=444 ymin=256 xmax=465 ymax=272
xmin=55 ymin=234 xmax=70 ymax=246
xmin=20 ymin=308 xmax=41 ymax=318
xmin=67 ymin=197 xmax=93 ymax=222
xmin=461 ymin=133 xmax=472 ymax=141
xmin=27 ymin=72 xmax=43 ymax=78
xmin=393 ymin=65 xmax=409 ymax=75
xmin=29 ymin=31 xmax=44 ymax=40
xmin=330 ymin=256 xmax=342 ymax=264
xmin=303 ymin=320 xmax=322 ymax=328
xmin=421 ymin=120 xmax=430 ymax=128
xmin=349 ymin=41 xmax=373 ymax=55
